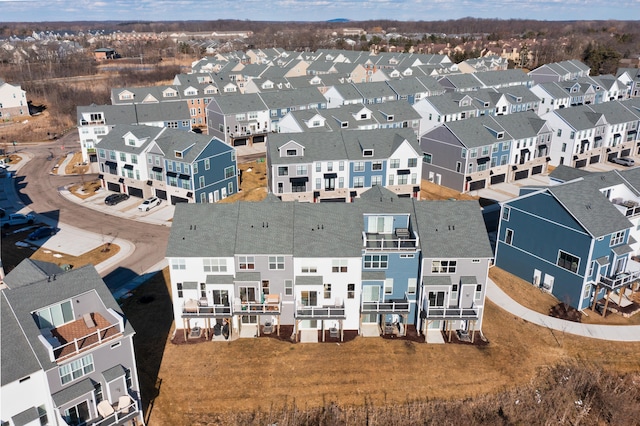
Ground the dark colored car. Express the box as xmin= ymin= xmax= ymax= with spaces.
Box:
xmin=28 ymin=226 xmax=57 ymax=240
xmin=105 ymin=193 xmax=130 ymax=205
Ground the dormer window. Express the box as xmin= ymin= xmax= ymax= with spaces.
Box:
xmin=341 ymin=122 xmax=348 ymax=128
xmin=496 ymin=132 xmax=504 ymax=140
xmin=175 ymin=151 xmax=183 ymax=158
xmin=387 ymin=115 xmax=394 ymax=121
xmin=363 ymin=149 xmax=374 ymax=157
xmin=484 ymin=102 xmax=489 ymax=107
xmin=286 ymin=149 xmax=297 ymax=156
xmin=360 ymin=114 xmax=367 ymax=119
xmin=127 ymin=139 xmax=136 ymax=146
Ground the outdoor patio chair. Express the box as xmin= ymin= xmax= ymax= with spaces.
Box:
xmin=97 ymin=400 xmax=114 ymax=418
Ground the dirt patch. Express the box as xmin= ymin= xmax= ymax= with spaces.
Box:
xmin=219 ymin=160 xmax=268 ymax=203
xmin=64 ymin=152 xmax=90 ymax=175
xmin=549 ymin=302 xmax=582 ymax=322
xmin=69 ymin=179 xmax=102 ymax=199
xmin=420 ymin=179 xmax=479 ymax=201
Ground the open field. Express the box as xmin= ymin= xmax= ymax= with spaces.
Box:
xmin=219 ymin=160 xmax=268 ymax=203
xmin=121 ymin=268 xmax=640 ymax=425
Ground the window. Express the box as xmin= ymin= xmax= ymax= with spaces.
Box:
xmin=315 ymin=178 xmax=321 ymax=190
xmin=203 ymin=258 xmax=227 ymax=272
xmin=372 ymin=161 xmax=382 ymax=170
xmin=408 ymin=158 xmax=417 ymax=167
xmin=475 ymin=284 xmax=482 ymax=301
xmin=347 ymin=283 xmax=355 ymax=299
xmin=354 ymin=161 xmax=364 ymax=172
xmin=502 ymin=206 xmax=510 ymax=221
xmin=278 ymin=166 xmax=288 ymax=176
xmin=384 ymin=279 xmax=394 ymax=294
xmin=35 ymin=300 xmax=73 ymax=330
xmin=332 ymin=259 xmax=348 ymax=272
xmin=583 ymin=283 xmax=591 ymax=299
xmin=199 ymin=176 xmax=205 ymax=189
xmin=37 ymin=405 xmax=48 ymax=426
xmin=557 ymin=250 xmax=579 ymax=273
xmin=388 ymin=174 xmax=394 ymax=185
xmin=268 ymin=256 xmax=285 ymax=270
xmin=171 ymin=258 xmax=186 ymax=270
xmin=59 ymin=354 xmax=94 ymax=385
xmin=371 ymin=175 xmax=382 ymax=186
xmin=239 ymin=287 xmax=256 ymax=303
xmin=302 ymin=265 xmax=317 ymax=273
xmin=296 ymin=165 xmax=307 ymax=175
xmin=354 ymin=176 xmax=364 ymax=188
xmin=239 ymin=256 xmax=255 ymax=270
xmin=225 ymin=166 xmax=235 ymax=179
xmin=324 ymin=283 xmax=332 ymax=299
xmin=285 ymin=280 xmax=293 ymax=296
xmin=63 ymin=401 xmax=89 ymax=426
xmin=262 ymin=280 xmax=270 ymax=295
xmin=364 ymin=254 xmax=388 ymax=269
xmin=557 ymin=129 xmax=562 ymax=137
xmin=204 ymin=158 xmax=210 ymax=170
xmin=431 ymin=260 xmax=457 ymax=273
xmin=120 ymin=152 xmax=126 ymax=161
xmin=176 ymin=283 xmax=183 ymax=298
xmin=390 ymin=159 xmax=400 ymax=168
xmin=610 ymin=231 xmax=625 ymax=246
xmin=451 ymin=284 xmax=458 ymax=301
xmin=408 ymin=278 xmax=417 ymax=295
xmin=423 ymin=153 xmax=432 ymax=164
xmin=339 ymin=161 xmax=344 ymax=171
xmin=397 ymin=174 xmax=408 ymax=185
xmin=561 ymin=143 xmax=567 ymax=153
xmin=327 ymin=161 xmax=333 ymax=171
xmin=301 ymin=291 xmax=317 ymax=306
xmin=481 ymin=146 xmax=489 ymax=156
xmin=339 ymin=177 xmax=345 ymax=188
xmin=286 ymin=149 xmax=297 ymax=156
xmin=505 ymin=228 xmax=514 ymax=245
xmin=363 ymin=149 xmax=374 ymax=156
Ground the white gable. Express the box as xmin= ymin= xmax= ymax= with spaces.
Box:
xmin=279 ymin=140 xmax=305 ymax=157
xmin=142 ymin=94 xmax=159 ymax=103
xmin=163 ymin=88 xmax=178 ymax=98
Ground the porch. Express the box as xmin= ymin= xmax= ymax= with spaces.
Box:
xmin=294 ymin=305 xmax=347 ymax=342
xmin=363 ymin=230 xmax=419 ymax=251
xmin=592 ymin=271 xmax=640 ymax=318
xmin=94 ymin=394 xmax=141 ymax=426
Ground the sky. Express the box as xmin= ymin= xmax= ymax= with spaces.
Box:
xmin=0 ymin=0 xmax=638 ymax=22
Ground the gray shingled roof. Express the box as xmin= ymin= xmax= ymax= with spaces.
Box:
xmin=548 ymin=165 xmax=592 ymax=183
xmin=548 ymin=180 xmax=633 ymax=238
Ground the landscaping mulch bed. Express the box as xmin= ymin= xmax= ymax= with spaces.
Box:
xmin=549 ymin=302 xmax=582 ymax=322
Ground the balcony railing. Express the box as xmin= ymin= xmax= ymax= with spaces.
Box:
xmin=363 ymin=231 xmax=419 ymax=251
xmin=362 ymin=294 xmax=410 ymax=313
xmin=599 ymin=270 xmax=640 ymax=290
xmin=39 ymin=318 xmax=124 ymax=363
xmin=234 ymin=295 xmax=281 ymax=315
xmin=94 ymin=397 xmax=140 ymax=426
xmin=611 ymin=198 xmax=640 ymax=218
xmin=182 ymin=300 xmax=231 ymax=317
xmin=295 ymin=305 xmax=346 ymax=319
xmin=423 ymin=304 xmax=479 ymax=320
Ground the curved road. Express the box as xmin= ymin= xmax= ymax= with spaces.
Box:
xmin=14 ymin=136 xmax=170 ymax=286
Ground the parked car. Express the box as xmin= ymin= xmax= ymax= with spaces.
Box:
xmin=138 ymin=196 xmax=161 ymax=211
xmin=1 ymin=213 xmax=35 ymax=228
xmin=28 ymin=226 xmax=57 ymax=240
xmin=105 ymin=193 xmax=130 ymax=206
xmin=611 ymin=156 xmax=635 ymax=167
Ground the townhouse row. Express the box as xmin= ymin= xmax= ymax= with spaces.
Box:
xmin=1 ymin=260 xmax=144 ymax=426
xmin=95 ymin=124 xmax=238 ymax=205
xmin=166 ymin=187 xmax=493 ymax=343
xmin=494 ymin=166 xmax=640 ymax=313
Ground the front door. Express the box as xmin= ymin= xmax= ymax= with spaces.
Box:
xmin=460 ymin=284 xmax=475 ymax=309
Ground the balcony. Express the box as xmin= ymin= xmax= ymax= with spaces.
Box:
xmin=362 ymin=294 xmax=410 ymax=314
xmin=363 ymin=229 xmax=419 ymax=252
xmin=295 ymin=305 xmax=346 ymax=319
xmin=182 ymin=298 xmax=231 ymax=317
xmin=599 ymin=270 xmax=640 ymax=290
xmin=611 ymin=198 xmax=640 ymax=218
xmin=79 ymin=119 xmax=106 ymax=126
xmin=94 ymin=395 xmax=140 ymax=426
xmin=234 ymin=294 xmax=281 ymax=315
xmin=38 ymin=310 xmax=124 ymax=363
xmin=422 ymin=304 xmax=479 ymax=320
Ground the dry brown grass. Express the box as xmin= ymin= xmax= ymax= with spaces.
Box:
xmin=122 ymin=268 xmax=640 ymax=425
xmin=68 ymin=179 xmax=102 ymax=200
xmin=219 ymin=160 xmax=268 ymax=204
xmin=31 ymin=243 xmax=120 ymax=270
xmin=64 ymin=151 xmax=90 ymax=175
xmin=420 ymin=179 xmax=478 ymax=201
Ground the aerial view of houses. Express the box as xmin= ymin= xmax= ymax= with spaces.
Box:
xmin=2 ymin=16 xmax=640 ymax=424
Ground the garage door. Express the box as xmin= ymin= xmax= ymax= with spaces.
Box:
xmin=469 ymin=180 xmax=486 ymax=191
xmin=608 ymin=153 xmax=618 ymax=162
xmin=233 ymin=138 xmax=247 ymax=147
xmin=589 ymin=155 xmax=600 ymax=164
xmin=319 ymin=197 xmax=347 ymax=202
xmin=621 ymin=149 xmax=631 ymax=157
xmin=107 ymin=182 xmax=121 ymax=192
xmin=171 ymin=195 xmax=189 ymax=205
xmin=531 ymin=165 xmax=543 ymax=175
xmin=490 ymin=174 xmax=506 ymax=185
xmin=253 ymin=135 xmax=265 ymax=144
xmin=128 ymin=186 xmax=143 ymax=198
xmin=155 ymin=189 xmax=167 ymax=200
xmin=575 ymin=159 xmax=587 ymax=168
xmin=514 ymin=170 xmax=529 ymax=180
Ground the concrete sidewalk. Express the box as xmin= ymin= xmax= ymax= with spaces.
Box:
xmin=486 ymin=277 xmax=640 ymax=342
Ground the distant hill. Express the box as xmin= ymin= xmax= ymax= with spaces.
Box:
xmin=327 ymin=18 xmax=350 ymax=23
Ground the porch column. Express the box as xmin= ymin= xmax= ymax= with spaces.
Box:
xmin=403 ymin=314 xmax=408 ymax=337
xmin=340 ymin=320 xmax=344 ymax=342
xmin=470 ymin=320 xmax=476 ymax=343
xmin=322 ymin=320 xmax=325 ymax=342
xmin=591 ymin=284 xmax=600 ymax=312
xmin=618 ymin=286 xmax=625 ymax=307
xmin=602 ymin=289 xmax=611 ymax=317
xmin=447 ymin=321 xmax=452 ymax=342
xmin=183 ymin=319 xmax=188 ymax=341
xmin=277 ymin=316 xmax=280 ymax=336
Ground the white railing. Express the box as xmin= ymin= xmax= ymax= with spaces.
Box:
xmin=295 ymin=305 xmax=346 ymax=319
xmin=599 ymin=270 xmax=640 ymax=289
xmin=50 ymin=322 xmax=123 ymax=362
xmin=362 ymin=294 xmax=410 ymax=313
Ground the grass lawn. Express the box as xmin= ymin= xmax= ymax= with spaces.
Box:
xmin=220 ymin=160 xmax=268 ymax=203
xmin=122 ymin=268 xmax=640 ymax=425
